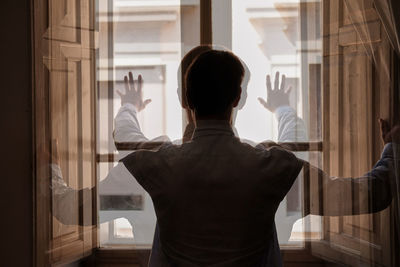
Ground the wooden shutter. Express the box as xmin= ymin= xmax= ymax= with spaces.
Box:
xmin=312 ymin=0 xmax=394 ymax=265
xmin=34 ymin=0 xmax=97 ymax=265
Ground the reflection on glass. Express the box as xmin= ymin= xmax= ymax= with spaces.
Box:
xmin=98 ymin=0 xmax=199 ymax=246
xmin=97 ymin=0 xmax=322 ymax=247
xmin=94 ymin=1 xmax=400 ymax=266
xmin=115 ymin=218 xmax=134 ymax=238
xmin=31 ymin=0 xmax=399 ymax=265
xmin=228 ymin=0 xmax=322 ymax=247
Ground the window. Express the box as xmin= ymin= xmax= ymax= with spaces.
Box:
xmin=97 ymin=0 xmax=200 ymax=247
xmin=33 ymin=0 xmax=400 ymax=265
xmin=227 ymin=0 xmax=323 ymax=247
xmin=97 ymin=0 xmax=323 ymax=249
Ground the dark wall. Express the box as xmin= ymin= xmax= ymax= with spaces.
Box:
xmin=0 ymin=0 xmax=33 ymax=266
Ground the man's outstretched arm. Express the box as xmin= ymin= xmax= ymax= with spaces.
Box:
xmin=114 ymin=72 xmax=151 ymax=144
xmin=258 ymin=71 xmax=307 ymax=143
xmin=52 ymin=72 xmax=157 ymax=225
xmin=275 ymin=106 xmax=307 ymax=142
xmin=100 ymin=72 xmax=168 ymax=196
xmin=114 ymin=72 xmax=170 ymax=153
xmin=302 ymin=143 xmax=395 ymax=216
xmin=259 ymin=72 xmax=396 ymax=217
xmin=304 ymin=122 xmax=400 ymax=216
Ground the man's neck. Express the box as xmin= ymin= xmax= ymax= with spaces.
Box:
xmin=194 ymin=113 xmax=233 ymax=126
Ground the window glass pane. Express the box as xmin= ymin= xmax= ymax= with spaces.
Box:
xmin=97 ymin=0 xmax=200 ymax=246
xmin=98 ymin=0 xmax=322 ymax=248
xmin=212 ymin=0 xmax=323 ymax=247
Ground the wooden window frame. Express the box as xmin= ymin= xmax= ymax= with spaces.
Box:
xmin=94 ymin=1 xmax=332 ymax=266
xmin=31 ymin=0 xmax=399 ymax=265
xmin=32 ymin=0 xmax=98 ymax=265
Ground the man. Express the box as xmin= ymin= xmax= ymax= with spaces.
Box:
xmin=113 ymin=46 xmax=286 ymax=266
xmin=53 ymin=47 xmax=396 ymax=265
xmin=120 ymin=50 xmax=396 ymax=266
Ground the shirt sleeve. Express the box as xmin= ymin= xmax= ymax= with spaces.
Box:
xmin=120 ymin=144 xmax=173 ymax=195
xmin=121 ymin=150 xmax=153 ymax=193
xmin=275 ymin=105 xmax=308 ymax=142
xmin=51 ymin=163 xmax=94 ymax=226
xmin=303 ymin=143 xmax=396 ymax=216
xmin=267 ymin=146 xmax=304 ymax=200
xmin=114 ymin=103 xmax=148 ymax=143
xmin=113 ymin=103 xmax=171 ymax=159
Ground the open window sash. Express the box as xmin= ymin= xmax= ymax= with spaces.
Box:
xmin=34 ymin=0 xmax=98 ymax=265
xmin=309 ymin=0 xmax=399 ymax=265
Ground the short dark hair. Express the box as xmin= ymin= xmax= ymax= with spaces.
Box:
xmin=185 ymin=50 xmax=244 ymax=116
xmin=178 ymin=45 xmax=212 ymax=109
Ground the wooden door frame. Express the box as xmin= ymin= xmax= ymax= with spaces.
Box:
xmin=32 ymin=0 xmax=98 ymax=265
xmin=390 ymin=51 xmax=400 ymax=267
xmin=32 ymin=0 xmax=51 ymax=264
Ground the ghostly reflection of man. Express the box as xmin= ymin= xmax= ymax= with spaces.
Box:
xmin=52 ymin=47 xmax=398 ymax=267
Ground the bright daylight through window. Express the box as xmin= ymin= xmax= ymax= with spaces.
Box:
xmin=97 ymin=0 xmax=322 ymax=248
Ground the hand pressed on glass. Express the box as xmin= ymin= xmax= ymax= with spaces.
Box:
xmin=117 ymin=71 xmax=152 ymax=111
xmin=258 ymin=71 xmax=292 ymax=112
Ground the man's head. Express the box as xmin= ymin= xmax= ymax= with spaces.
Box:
xmin=186 ymin=50 xmax=245 ymax=119
xmin=177 ymin=45 xmax=212 ymax=109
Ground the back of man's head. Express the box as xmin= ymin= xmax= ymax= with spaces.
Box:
xmin=178 ymin=45 xmax=212 ymax=109
xmin=186 ymin=50 xmax=244 ymax=117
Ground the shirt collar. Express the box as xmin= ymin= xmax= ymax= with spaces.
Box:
xmin=192 ymin=120 xmax=235 ymax=140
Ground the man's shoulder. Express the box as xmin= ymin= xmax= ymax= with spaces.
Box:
xmin=267 ymin=145 xmax=296 ymax=158
xmin=126 ymin=141 xmax=181 ymax=158
xmin=267 ymin=146 xmax=303 ymax=178
xmin=120 ymin=142 xmax=181 ymax=183
xmin=252 ymin=141 xmax=290 ymax=155
xmin=229 ymin=139 xmax=298 ymax=167
xmin=250 ymin=143 xmax=301 ymax=170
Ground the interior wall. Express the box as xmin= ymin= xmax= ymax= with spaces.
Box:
xmin=0 ymin=0 xmax=33 ymax=266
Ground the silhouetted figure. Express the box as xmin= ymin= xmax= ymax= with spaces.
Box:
xmin=121 ymin=50 xmax=397 ymax=266
xmin=51 ymin=47 xmax=398 ymax=266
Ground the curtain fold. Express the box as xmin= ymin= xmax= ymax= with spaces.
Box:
xmin=374 ymin=0 xmax=400 ymax=56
